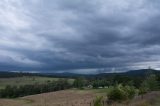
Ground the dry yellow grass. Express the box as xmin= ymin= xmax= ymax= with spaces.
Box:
xmin=0 ymin=99 xmax=25 ymax=106
xmin=0 ymin=90 xmax=96 ymax=106
xmin=0 ymin=90 xmax=160 ymax=106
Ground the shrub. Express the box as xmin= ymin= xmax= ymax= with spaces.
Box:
xmin=139 ymin=87 xmax=148 ymax=95
xmin=107 ymin=84 xmax=136 ymax=102
xmin=123 ymin=86 xmax=136 ymax=99
xmin=94 ymin=96 xmax=103 ymax=106
xmin=107 ymin=86 xmax=127 ymax=101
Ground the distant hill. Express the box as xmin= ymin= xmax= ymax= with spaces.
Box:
xmin=96 ymin=69 xmax=160 ymax=77
xmin=0 ymin=69 xmax=159 ymax=78
xmin=0 ymin=71 xmax=89 ymax=78
xmin=124 ymin=69 xmax=160 ymax=76
xmin=0 ymin=71 xmax=43 ymax=78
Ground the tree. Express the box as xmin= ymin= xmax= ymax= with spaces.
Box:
xmin=139 ymin=86 xmax=148 ymax=99
xmin=147 ymin=74 xmax=159 ymax=91
xmin=143 ymin=74 xmax=159 ymax=91
xmin=73 ymin=77 xmax=85 ymax=89
xmin=138 ymin=74 xmax=159 ymax=99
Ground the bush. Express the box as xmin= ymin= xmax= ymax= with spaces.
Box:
xmin=123 ymin=86 xmax=136 ymax=99
xmin=94 ymin=96 xmax=103 ymax=106
xmin=107 ymin=85 xmax=127 ymax=101
xmin=139 ymin=87 xmax=148 ymax=95
xmin=107 ymin=84 xmax=136 ymax=102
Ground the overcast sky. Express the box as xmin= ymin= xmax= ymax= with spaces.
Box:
xmin=0 ymin=0 xmax=160 ymax=73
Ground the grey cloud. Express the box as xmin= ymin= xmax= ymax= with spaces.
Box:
xmin=0 ymin=0 xmax=160 ymax=73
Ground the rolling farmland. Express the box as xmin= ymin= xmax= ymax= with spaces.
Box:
xmin=0 ymin=76 xmax=74 ymax=89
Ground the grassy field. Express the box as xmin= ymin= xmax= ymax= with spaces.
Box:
xmin=0 ymin=76 xmax=74 ymax=89
xmin=71 ymin=87 xmax=112 ymax=95
xmin=0 ymin=89 xmax=160 ymax=106
xmin=0 ymin=89 xmax=96 ymax=106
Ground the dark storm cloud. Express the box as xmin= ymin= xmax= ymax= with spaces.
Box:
xmin=0 ymin=0 xmax=160 ymax=73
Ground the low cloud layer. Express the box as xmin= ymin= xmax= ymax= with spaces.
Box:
xmin=0 ymin=0 xmax=160 ymax=73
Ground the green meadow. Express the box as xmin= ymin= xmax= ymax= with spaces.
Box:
xmin=0 ymin=76 xmax=74 ymax=89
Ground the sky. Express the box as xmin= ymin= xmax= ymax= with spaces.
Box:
xmin=0 ymin=0 xmax=160 ymax=74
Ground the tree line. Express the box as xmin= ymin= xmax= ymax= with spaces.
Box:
xmin=0 ymin=79 xmax=71 ymax=98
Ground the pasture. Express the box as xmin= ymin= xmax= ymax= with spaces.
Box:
xmin=0 ymin=76 xmax=74 ymax=89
